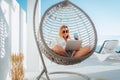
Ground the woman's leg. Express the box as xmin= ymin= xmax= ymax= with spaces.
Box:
xmin=74 ymin=46 xmax=91 ymax=58
xmin=53 ymin=45 xmax=67 ymax=56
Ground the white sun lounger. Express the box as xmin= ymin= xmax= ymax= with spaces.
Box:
xmin=94 ymin=40 xmax=120 ymax=61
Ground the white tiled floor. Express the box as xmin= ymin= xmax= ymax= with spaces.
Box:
xmin=7 ymin=54 xmax=120 ymax=80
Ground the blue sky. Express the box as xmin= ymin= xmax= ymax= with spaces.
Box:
xmin=17 ymin=0 xmax=120 ymax=44
xmin=41 ymin=0 xmax=120 ymax=36
xmin=41 ymin=0 xmax=120 ymax=45
xmin=16 ymin=0 xmax=27 ymax=11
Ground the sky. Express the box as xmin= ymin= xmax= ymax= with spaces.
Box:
xmin=16 ymin=0 xmax=120 ymax=36
xmin=41 ymin=0 xmax=120 ymax=35
xmin=16 ymin=0 xmax=27 ymax=11
xmin=17 ymin=0 xmax=120 ymax=45
xmin=41 ymin=0 xmax=120 ymax=45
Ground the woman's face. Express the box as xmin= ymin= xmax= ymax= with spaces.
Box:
xmin=61 ymin=27 xmax=69 ymax=39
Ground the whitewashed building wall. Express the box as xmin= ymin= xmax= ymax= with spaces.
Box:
xmin=0 ymin=0 xmax=26 ymax=80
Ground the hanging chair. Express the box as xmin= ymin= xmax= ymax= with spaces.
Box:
xmin=34 ymin=0 xmax=97 ymax=65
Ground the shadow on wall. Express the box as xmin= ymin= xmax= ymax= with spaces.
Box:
xmin=0 ymin=8 xmax=11 ymax=80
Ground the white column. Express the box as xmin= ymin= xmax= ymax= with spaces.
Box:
xmin=11 ymin=1 xmax=20 ymax=52
xmin=27 ymin=0 xmax=40 ymax=72
xmin=19 ymin=7 xmax=27 ymax=69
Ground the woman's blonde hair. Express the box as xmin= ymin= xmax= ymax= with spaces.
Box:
xmin=59 ymin=25 xmax=70 ymax=39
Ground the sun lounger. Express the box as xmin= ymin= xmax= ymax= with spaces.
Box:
xmin=94 ymin=40 xmax=120 ymax=61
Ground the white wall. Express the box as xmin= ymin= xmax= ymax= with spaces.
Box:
xmin=11 ymin=1 xmax=20 ymax=52
xmin=0 ymin=1 xmax=11 ymax=80
xmin=11 ymin=0 xmax=27 ymax=68
xmin=0 ymin=0 xmax=27 ymax=80
xmin=19 ymin=8 xmax=27 ymax=69
xmin=27 ymin=0 xmax=41 ymax=72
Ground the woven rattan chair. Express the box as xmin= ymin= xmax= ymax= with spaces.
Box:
xmin=33 ymin=0 xmax=97 ymax=80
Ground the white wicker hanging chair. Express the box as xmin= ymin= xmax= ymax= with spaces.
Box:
xmin=33 ymin=0 xmax=97 ymax=80
xmin=33 ymin=0 xmax=97 ymax=65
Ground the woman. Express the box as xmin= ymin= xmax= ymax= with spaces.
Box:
xmin=52 ymin=25 xmax=91 ymax=58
